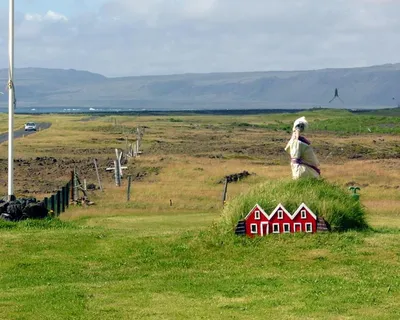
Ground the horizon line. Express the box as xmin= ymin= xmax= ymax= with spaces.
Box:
xmin=0 ymin=61 xmax=399 ymax=78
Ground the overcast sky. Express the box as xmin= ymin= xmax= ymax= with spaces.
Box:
xmin=0 ymin=0 xmax=399 ymax=77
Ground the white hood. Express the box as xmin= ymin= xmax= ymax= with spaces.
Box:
xmin=292 ymin=116 xmax=308 ymax=132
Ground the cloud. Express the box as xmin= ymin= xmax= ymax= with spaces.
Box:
xmin=24 ymin=10 xmax=68 ymax=22
xmin=44 ymin=10 xmax=68 ymax=21
xmin=0 ymin=0 xmax=399 ymax=76
xmin=363 ymin=0 xmax=398 ymax=3
xmin=24 ymin=13 xmax=42 ymax=22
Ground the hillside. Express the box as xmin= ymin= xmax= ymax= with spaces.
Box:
xmin=1 ymin=64 xmax=400 ymax=109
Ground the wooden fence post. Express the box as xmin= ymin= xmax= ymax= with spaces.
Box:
xmin=56 ymin=191 xmax=61 ymax=216
xmin=127 ymin=175 xmax=132 ymax=201
xmin=65 ymin=183 xmax=70 ymax=208
xmin=50 ymin=195 xmax=55 ymax=214
xmin=73 ymin=168 xmax=79 ymax=201
xmin=70 ymin=170 xmax=75 ymax=201
xmin=222 ymin=178 xmax=228 ymax=206
xmin=93 ymin=159 xmax=103 ymax=191
xmin=43 ymin=197 xmax=49 ymax=211
xmin=61 ymin=187 xmax=66 ymax=213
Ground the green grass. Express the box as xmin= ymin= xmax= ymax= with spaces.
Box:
xmin=309 ymin=115 xmax=400 ymax=134
xmin=0 ymin=217 xmax=78 ymax=231
xmin=0 ymin=110 xmax=399 ymax=319
xmin=228 ymin=109 xmax=400 ymax=135
xmin=0 ymin=216 xmax=399 ymax=319
xmin=220 ymin=178 xmax=369 ymax=233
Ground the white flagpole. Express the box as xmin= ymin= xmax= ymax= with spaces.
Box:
xmin=8 ymin=0 xmax=15 ymax=201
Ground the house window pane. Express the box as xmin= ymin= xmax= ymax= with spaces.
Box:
xmin=306 ymin=223 xmax=312 ymax=233
xmin=278 ymin=210 xmax=283 ymax=219
xmin=251 ymin=224 xmax=257 ymax=234
xmin=255 ymin=210 xmax=260 ymax=220
xmin=273 ymin=224 xmax=280 ymax=233
xmin=301 ymin=210 xmax=307 ymax=219
xmin=284 ymin=224 xmax=290 ymax=233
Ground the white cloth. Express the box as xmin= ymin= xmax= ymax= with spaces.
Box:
xmin=286 ymin=137 xmax=320 ymax=179
xmin=285 ymin=115 xmax=320 ymax=180
xmin=292 ymin=116 xmax=308 ymax=132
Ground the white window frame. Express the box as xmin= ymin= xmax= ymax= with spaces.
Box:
xmin=283 ymin=223 xmax=290 ymax=233
xmin=255 ymin=210 xmax=260 ymax=220
xmin=301 ymin=209 xmax=307 ymax=219
xmin=272 ymin=223 xmax=280 ymax=234
xmin=278 ymin=210 xmax=283 ymax=219
xmin=305 ymin=223 xmax=312 ymax=233
xmin=250 ymin=223 xmax=258 ymax=234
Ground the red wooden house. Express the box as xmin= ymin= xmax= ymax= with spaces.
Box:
xmin=267 ymin=203 xmax=293 ymax=235
xmin=243 ymin=204 xmax=269 ymax=236
xmin=235 ymin=202 xmax=322 ymax=237
xmin=291 ymin=203 xmax=317 ymax=233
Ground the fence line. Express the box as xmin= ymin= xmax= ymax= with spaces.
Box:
xmin=43 ymin=180 xmax=71 ymax=216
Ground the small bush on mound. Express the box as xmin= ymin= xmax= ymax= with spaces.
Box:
xmin=220 ymin=178 xmax=369 ymax=233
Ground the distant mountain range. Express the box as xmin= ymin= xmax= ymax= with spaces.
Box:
xmin=1 ymin=63 xmax=400 ymax=110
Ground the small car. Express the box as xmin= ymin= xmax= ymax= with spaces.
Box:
xmin=24 ymin=122 xmax=37 ymax=131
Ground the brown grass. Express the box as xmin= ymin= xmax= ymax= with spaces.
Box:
xmin=0 ymin=113 xmax=398 ymax=230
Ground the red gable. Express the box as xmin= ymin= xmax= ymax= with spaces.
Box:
xmin=244 ymin=204 xmax=269 ymax=221
xmin=291 ymin=203 xmax=317 ymax=233
xmin=268 ymin=203 xmax=293 ymax=234
xmin=244 ymin=204 xmax=269 ymax=237
xmin=292 ymin=203 xmax=317 ymax=220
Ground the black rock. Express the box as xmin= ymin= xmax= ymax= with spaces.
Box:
xmin=87 ymin=183 xmax=97 ymax=190
xmin=0 ymin=213 xmax=13 ymax=221
xmin=22 ymin=202 xmax=48 ymax=220
xmin=7 ymin=202 xmax=23 ymax=221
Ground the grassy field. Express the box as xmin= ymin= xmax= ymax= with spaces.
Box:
xmin=0 ymin=109 xmax=399 ymax=319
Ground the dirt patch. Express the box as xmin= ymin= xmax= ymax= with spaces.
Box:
xmin=146 ymin=129 xmax=400 ymax=163
xmin=125 ymin=166 xmax=162 ymax=181
xmin=0 ymin=153 xmax=165 ymax=197
xmin=0 ymin=157 xmax=114 ymax=196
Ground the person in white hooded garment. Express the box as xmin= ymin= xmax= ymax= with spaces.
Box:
xmin=284 ymin=116 xmax=321 ymax=180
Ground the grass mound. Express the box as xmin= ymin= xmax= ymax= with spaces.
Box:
xmin=220 ymin=178 xmax=369 ymax=233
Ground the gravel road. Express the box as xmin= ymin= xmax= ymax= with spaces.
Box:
xmin=0 ymin=122 xmax=52 ymax=143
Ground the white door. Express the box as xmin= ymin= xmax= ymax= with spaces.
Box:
xmin=260 ymin=222 xmax=269 ymax=236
